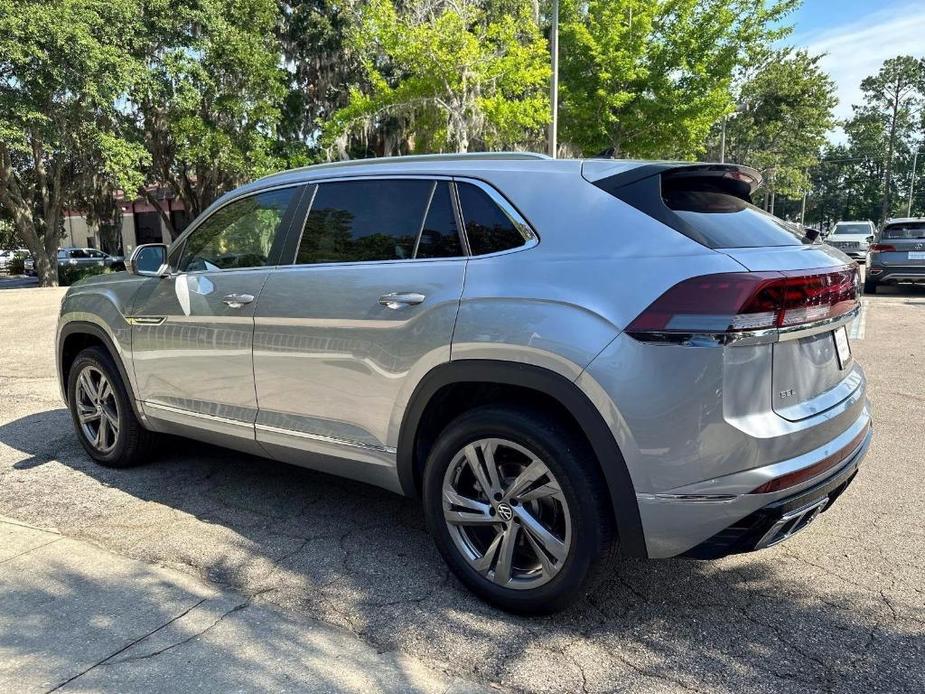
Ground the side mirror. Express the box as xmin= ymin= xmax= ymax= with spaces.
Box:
xmin=867 ymin=235 xmax=875 ymax=243
xmin=128 ymin=244 xmax=169 ymax=277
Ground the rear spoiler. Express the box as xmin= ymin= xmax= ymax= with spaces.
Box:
xmin=582 ymin=161 xmax=764 ymax=248
xmin=582 ymin=161 xmax=763 ymax=196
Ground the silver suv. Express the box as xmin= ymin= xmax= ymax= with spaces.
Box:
xmin=56 ymin=154 xmax=872 ymax=613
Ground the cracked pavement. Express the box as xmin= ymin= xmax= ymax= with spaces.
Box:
xmin=0 ymin=284 xmax=923 ymax=693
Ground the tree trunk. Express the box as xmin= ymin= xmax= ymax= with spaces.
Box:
xmin=34 ymin=250 xmax=58 ymax=287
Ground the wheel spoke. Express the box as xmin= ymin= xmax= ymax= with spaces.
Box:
xmin=504 ymin=459 xmax=549 ymax=501
xmin=443 ymin=489 xmax=496 ymax=525
xmin=517 ymin=480 xmax=563 ymax=503
xmin=480 ymin=440 xmax=502 ymax=493
xmin=463 ymin=443 xmax=497 ymax=496
xmin=492 ymin=523 xmax=519 ymax=585
xmin=97 ymin=378 xmax=113 ymax=404
xmin=515 ymin=506 xmax=567 ymax=563
xmin=523 ymin=525 xmax=556 ymax=576
xmin=95 ymin=416 xmax=107 ymax=449
xmin=77 ymin=405 xmax=100 ymax=424
xmin=78 ymin=370 xmax=98 ymax=401
xmin=471 ymin=530 xmax=503 ymax=576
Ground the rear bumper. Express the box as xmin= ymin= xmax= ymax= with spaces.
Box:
xmin=633 ymin=409 xmax=871 ymax=558
xmin=867 ymin=264 xmax=925 ymax=283
xmin=682 ymin=423 xmax=871 ymax=558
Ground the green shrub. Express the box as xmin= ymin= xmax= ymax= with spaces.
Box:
xmin=6 ymin=255 xmax=25 ymax=275
xmin=58 ymin=264 xmax=113 ymax=287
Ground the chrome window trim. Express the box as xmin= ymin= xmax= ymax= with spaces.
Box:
xmin=629 ymin=304 xmax=861 ymax=347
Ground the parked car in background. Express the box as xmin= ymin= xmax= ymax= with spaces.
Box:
xmin=865 ymin=217 xmax=925 ymax=294
xmin=0 ymin=248 xmax=27 ymax=272
xmin=56 ymin=154 xmax=870 ymax=613
xmin=25 ymin=248 xmax=125 ymax=276
xmin=825 ymin=221 xmax=875 ymax=260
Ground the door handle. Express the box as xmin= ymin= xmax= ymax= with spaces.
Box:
xmin=378 ymin=292 xmax=426 ymax=309
xmin=222 ymin=293 xmax=255 ymax=308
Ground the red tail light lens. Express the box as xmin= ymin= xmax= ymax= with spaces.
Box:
xmin=869 ymin=243 xmax=895 ymax=253
xmin=627 ymin=266 xmax=859 ymax=335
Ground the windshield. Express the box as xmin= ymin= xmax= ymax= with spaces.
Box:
xmin=882 ymin=222 xmax=925 ymax=239
xmin=833 ymin=223 xmax=871 ymax=235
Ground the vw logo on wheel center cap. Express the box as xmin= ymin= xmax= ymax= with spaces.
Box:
xmin=497 ymin=502 xmax=514 ymax=522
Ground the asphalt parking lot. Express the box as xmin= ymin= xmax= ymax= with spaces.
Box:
xmin=0 ymin=280 xmax=923 ymax=693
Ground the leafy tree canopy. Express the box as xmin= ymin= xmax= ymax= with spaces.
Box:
xmin=130 ymin=0 xmax=287 ymax=229
xmin=322 ymin=0 xmax=551 ymax=156
xmin=0 ymin=0 xmax=148 ymax=285
xmin=714 ymin=49 xmax=837 ymax=201
xmin=558 ymin=0 xmax=799 ymax=158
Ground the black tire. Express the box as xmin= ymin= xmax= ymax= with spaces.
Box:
xmin=67 ymin=346 xmax=156 ymax=467
xmin=422 ymin=404 xmax=615 ymax=614
xmin=864 ymin=277 xmax=877 ymax=294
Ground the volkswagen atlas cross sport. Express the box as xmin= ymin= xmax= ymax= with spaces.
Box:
xmin=56 ymin=153 xmax=872 ymax=613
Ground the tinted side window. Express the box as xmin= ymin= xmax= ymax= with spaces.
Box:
xmin=416 ymin=182 xmax=463 ymax=259
xmin=457 ymin=183 xmax=527 ymax=255
xmin=297 ymin=180 xmax=433 ymax=264
xmin=179 ymin=188 xmax=296 ymax=272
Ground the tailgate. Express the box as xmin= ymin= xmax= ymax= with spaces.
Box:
xmin=722 ymin=246 xmax=860 ymax=421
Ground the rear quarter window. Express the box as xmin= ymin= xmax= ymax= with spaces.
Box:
xmin=456 ymin=182 xmax=531 ymax=255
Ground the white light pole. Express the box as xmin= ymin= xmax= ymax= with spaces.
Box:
xmin=908 ymin=148 xmax=920 ymax=217
xmin=548 ymin=0 xmax=559 ymax=159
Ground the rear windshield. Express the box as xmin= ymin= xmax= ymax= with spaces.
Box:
xmin=663 ymin=189 xmax=803 ymax=248
xmin=833 ymin=223 xmax=871 ymax=235
xmin=882 ymin=223 xmax=925 ymax=239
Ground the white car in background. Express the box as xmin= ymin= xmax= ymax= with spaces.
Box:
xmin=0 ymin=248 xmax=27 ymax=272
xmin=825 ymin=221 xmax=876 ymax=261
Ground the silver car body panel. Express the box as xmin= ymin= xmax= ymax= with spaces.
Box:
xmin=55 ymin=154 xmax=871 ymax=559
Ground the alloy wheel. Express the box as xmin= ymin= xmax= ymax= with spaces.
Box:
xmin=75 ymin=366 xmax=120 ymax=454
xmin=442 ymin=438 xmax=572 ymax=589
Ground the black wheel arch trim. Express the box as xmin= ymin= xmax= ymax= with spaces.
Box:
xmin=58 ymin=321 xmax=145 ymax=422
xmin=397 ymin=359 xmax=648 ymax=558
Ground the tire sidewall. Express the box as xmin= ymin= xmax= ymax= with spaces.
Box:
xmin=67 ymin=348 xmax=134 ymax=466
xmin=423 ymin=406 xmax=609 ymax=613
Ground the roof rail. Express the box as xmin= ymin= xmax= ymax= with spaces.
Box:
xmin=257 ymin=151 xmax=552 ymax=181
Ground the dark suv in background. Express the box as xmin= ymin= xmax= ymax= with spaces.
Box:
xmin=865 ymin=218 xmax=925 ymax=293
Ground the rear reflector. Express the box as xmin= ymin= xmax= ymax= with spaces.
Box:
xmin=869 ymin=243 xmax=896 ymax=253
xmin=749 ymin=424 xmax=870 ymax=494
xmin=626 ymin=266 xmax=859 ymax=335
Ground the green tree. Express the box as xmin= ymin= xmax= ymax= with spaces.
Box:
xmin=558 ymin=0 xmax=798 ymax=158
xmin=323 ymin=0 xmax=551 ymax=156
xmin=711 ymin=49 xmax=837 ymax=210
xmin=131 ymin=0 xmax=287 ymax=234
xmin=277 ymin=0 xmax=363 ymax=161
xmin=856 ymin=56 xmax=924 ymax=222
xmin=0 ymin=0 xmax=147 ymax=285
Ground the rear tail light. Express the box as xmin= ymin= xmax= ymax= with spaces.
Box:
xmin=626 ymin=266 xmax=859 ymax=335
xmin=869 ymin=243 xmax=895 ymax=253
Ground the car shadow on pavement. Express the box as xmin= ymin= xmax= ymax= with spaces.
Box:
xmin=1 ymin=408 xmax=922 ymax=692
